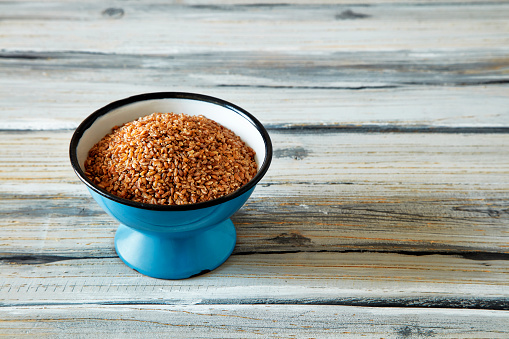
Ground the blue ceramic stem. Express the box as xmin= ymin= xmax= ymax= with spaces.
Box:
xmin=115 ymin=219 xmax=236 ymax=279
xmin=88 ymin=187 xmax=254 ymax=279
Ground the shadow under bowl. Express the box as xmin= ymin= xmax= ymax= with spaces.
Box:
xmin=69 ymin=92 xmax=272 ymax=279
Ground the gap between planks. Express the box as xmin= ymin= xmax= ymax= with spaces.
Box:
xmin=2 ymin=125 xmax=509 ymax=133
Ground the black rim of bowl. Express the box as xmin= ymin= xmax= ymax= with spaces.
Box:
xmin=69 ymin=92 xmax=273 ymax=211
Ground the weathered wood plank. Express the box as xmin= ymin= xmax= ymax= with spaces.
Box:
xmin=2 ymin=48 xmax=508 ymax=88
xmin=1 ymin=252 xmax=508 ymax=307
xmin=0 ymin=130 xmax=507 ymax=307
xmin=2 ymin=0 xmax=508 ymax=333
xmin=1 ymin=51 xmax=508 ymax=129
xmin=1 ymin=304 xmax=508 ymax=338
xmin=1 ymin=2 xmax=508 ymax=129
xmin=2 ymin=187 xmax=509 ymax=255
xmin=1 ymin=130 xmax=508 ymax=254
xmin=1 ymin=2 xmax=508 ymax=54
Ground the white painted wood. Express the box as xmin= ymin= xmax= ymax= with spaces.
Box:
xmin=1 ymin=131 xmax=508 ymax=254
xmin=1 ymin=252 xmax=508 ymax=306
xmin=1 ymin=304 xmax=508 ymax=338
xmin=2 ymin=75 xmax=509 ymax=130
xmin=1 ymin=2 xmax=508 ymax=129
xmin=1 ymin=1 xmax=508 ymax=335
xmin=0 ymin=130 xmax=507 ymax=308
xmin=1 ymin=2 xmax=508 ymax=54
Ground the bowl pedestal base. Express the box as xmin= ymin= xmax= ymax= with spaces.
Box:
xmin=114 ymin=219 xmax=236 ymax=279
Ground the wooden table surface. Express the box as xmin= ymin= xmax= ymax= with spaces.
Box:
xmin=1 ymin=1 xmax=508 ymax=337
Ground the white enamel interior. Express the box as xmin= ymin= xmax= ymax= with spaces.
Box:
xmin=76 ymin=98 xmax=267 ymax=172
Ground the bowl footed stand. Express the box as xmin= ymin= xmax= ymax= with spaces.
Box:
xmin=114 ymin=218 xmax=236 ymax=279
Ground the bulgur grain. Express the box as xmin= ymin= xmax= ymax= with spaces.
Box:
xmin=84 ymin=112 xmax=257 ymax=205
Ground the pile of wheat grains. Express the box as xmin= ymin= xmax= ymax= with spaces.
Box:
xmin=84 ymin=112 xmax=257 ymax=205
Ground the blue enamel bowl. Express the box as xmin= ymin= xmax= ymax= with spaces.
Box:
xmin=69 ymin=92 xmax=272 ymax=279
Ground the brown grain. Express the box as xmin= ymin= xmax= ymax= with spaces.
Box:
xmin=84 ymin=112 xmax=257 ymax=205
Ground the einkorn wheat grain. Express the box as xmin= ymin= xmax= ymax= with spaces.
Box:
xmin=84 ymin=112 xmax=257 ymax=205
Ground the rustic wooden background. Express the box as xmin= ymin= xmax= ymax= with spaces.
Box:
xmin=1 ymin=0 xmax=508 ymax=337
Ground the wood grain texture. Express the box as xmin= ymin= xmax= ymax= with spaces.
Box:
xmin=1 ymin=131 xmax=507 ymax=308
xmin=1 ymin=131 xmax=508 ymax=254
xmin=1 ymin=0 xmax=509 ymax=335
xmin=1 ymin=2 xmax=508 ymax=130
xmin=1 ymin=52 xmax=509 ymax=130
xmin=1 ymin=305 xmax=509 ymax=338
xmin=1 ymin=2 xmax=508 ymax=53
xmin=1 ymin=252 xmax=508 ymax=308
